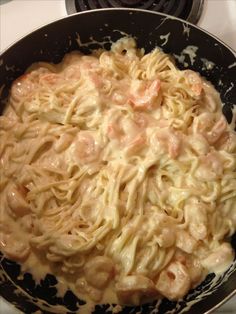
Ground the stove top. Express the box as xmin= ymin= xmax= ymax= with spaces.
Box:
xmin=65 ymin=0 xmax=204 ymax=24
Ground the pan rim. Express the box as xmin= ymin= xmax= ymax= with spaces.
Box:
xmin=0 ymin=8 xmax=235 ymax=58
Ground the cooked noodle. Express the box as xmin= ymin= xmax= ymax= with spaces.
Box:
xmin=0 ymin=37 xmax=235 ymax=306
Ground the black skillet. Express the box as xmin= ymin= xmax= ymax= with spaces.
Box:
xmin=0 ymin=8 xmax=236 ymax=314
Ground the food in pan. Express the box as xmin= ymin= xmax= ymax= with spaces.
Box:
xmin=0 ymin=37 xmax=235 ymax=306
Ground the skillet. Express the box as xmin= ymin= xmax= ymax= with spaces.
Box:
xmin=0 ymin=8 xmax=236 ymax=314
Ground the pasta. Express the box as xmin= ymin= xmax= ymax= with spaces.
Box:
xmin=0 ymin=37 xmax=236 ymax=307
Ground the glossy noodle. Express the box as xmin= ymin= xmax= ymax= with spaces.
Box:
xmin=0 ymin=38 xmax=236 ymax=307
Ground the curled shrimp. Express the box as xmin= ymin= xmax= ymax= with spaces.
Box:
xmin=129 ymin=79 xmax=162 ymax=110
xmin=176 ymin=230 xmax=197 ymax=253
xmin=76 ymin=278 xmax=102 ymax=302
xmin=187 ymin=133 xmax=210 ymax=155
xmin=175 ymin=252 xmax=203 ymax=284
xmin=195 ymin=151 xmax=223 ymax=180
xmin=116 ymin=275 xmax=156 ymax=305
xmin=40 ymin=73 xmax=62 ymax=85
xmin=80 ymin=56 xmax=100 ymax=72
xmin=125 ymin=134 xmax=146 ymax=156
xmin=201 ymin=243 xmax=234 ymax=274
xmin=11 ymin=73 xmax=35 ymax=102
xmin=84 ymin=256 xmax=115 ymax=289
xmin=0 ymin=232 xmax=30 ymax=262
xmin=151 ymin=127 xmax=181 ymax=159
xmin=7 ymin=184 xmax=30 ymax=217
xmin=107 ymin=115 xmax=147 ymax=155
xmin=61 ymin=52 xmax=82 ymax=80
xmin=192 ymin=113 xmax=227 ymax=145
xmin=215 ymin=131 xmax=236 ymax=153
xmin=184 ymin=70 xmax=203 ymax=98
xmin=0 ymin=116 xmax=17 ymax=130
xmin=156 ymin=227 xmax=176 ymax=248
xmin=185 ymin=199 xmax=208 ymax=241
xmin=71 ymin=131 xmax=101 ymax=164
xmin=156 ymin=261 xmax=191 ymax=300
xmin=205 ymin=115 xmax=227 ymax=144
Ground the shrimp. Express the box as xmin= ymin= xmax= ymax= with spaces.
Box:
xmin=133 ymin=113 xmax=152 ymax=129
xmin=116 ymin=275 xmax=156 ymax=305
xmin=125 ymin=134 xmax=146 ymax=156
xmin=0 ymin=116 xmax=17 ymax=130
xmin=63 ymin=65 xmax=81 ymax=80
xmin=185 ymin=199 xmax=208 ymax=241
xmin=151 ymin=128 xmax=181 ymax=159
xmin=76 ymin=278 xmax=102 ymax=302
xmin=107 ymin=120 xmax=123 ymax=140
xmin=7 ymin=185 xmax=30 ymax=217
xmin=187 ymin=133 xmax=210 ymax=155
xmin=72 ymin=131 xmax=101 ymax=164
xmin=156 ymin=227 xmax=176 ymax=248
xmin=62 ymin=52 xmax=81 ymax=66
xmin=11 ymin=73 xmax=35 ymax=102
xmin=84 ymin=256 xmax=115 ymax=289
xmin=107 ymin=116 xmax=147 ymax=155
xmin=61 ymin=53 xmax=82 ymax=80
xmin=156 ymin=261 xmax=191 ymax=300
xmin=40 ymin=73 xmax=62 ymax=85
xmin=205 ymin=115 xmax=227 ymax=144
xmin=201 ymin=243 xmax=234 ymax=274
xmin=215 ymin=131 xmax=236 ymax=153
xmin=176 ymin=230 xmax=197 ymax=254
xmin=195 ymin=151 xmax=223 ymax=180
xmin=192 ymin=113 xmax=227 ymax=145
xmin=80 ymin=56 xmax=100 ymax=72
xmin=175 ymin=253 xmax=203 ymax=284
xmin=20 ymin=215 xmax=35 ymax=232
xmin=129 ymin=79 xmax=162 ymax=110
xmin=184 ymin=70 xmax=203 ymax=97
xmin=0 ymin=232 xmax=30 ymax=262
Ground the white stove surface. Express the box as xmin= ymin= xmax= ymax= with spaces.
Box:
xmin=0 ymin=0 xmax=236 ymax=313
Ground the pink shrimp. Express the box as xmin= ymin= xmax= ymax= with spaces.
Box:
xmin=215 ymin=131 xmax=236 ymax=152
xmin=11 ymin=73 xmax=35 ymax=101
xmin=201 ymin=243 xmax=234 ymax=274
xmin=156 ymin=261 xmax=191 ymax=300
xmin=153 ymin=128 xmax=181 ymax=159
xmin=80 ymin=56 xmax=100 ymax=71
xmin=195 ymin=151 xmax=223 ymax=180
xmin=176 ymin=230 xmax=197 ymax=254
xmin=184 ymin=70 xmax=203 ymax=97
xmin=89 ymin=73 xmax=103 ymax=88
xmin=133 ymin=112 xmax=160 ymax=129
xmin=107 ymin=116 xmax=147 ymax=155
xmin=125 ymin=134 xmax=146 ymax=156
xmin=129 ymin=79 xmax=162 ymax=110
xmin=192 ymin=113 xmax=227 ymax=146
xmin=62 ymin=52 xmax=81 ymax=66
xmin=0 ymin=232 xmax=30 ymax=262
xmin=61 ymin=52 xmax=82 ymax=80
xmin=116 ymin=275 xmax=156 ymax=305
xmin=107 ymin=119 xmax=123 ymax=140
xmin=7 ymin=184 xmax=30 ymax=217
xmin=205 ymin=115 xmax=227 ymax=144
xmin=63 ymin=65 xmax=81 ymax=80
xmin=175 ymin=253 xmax=203 ymax=284
xmin=40 ymin=73 xmax=62 ymax=85
xmin=72 ymin=131 xmax=100 ymax=164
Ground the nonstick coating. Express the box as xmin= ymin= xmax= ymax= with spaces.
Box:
xmin=0 ymin=8 xmax=235 ymax=314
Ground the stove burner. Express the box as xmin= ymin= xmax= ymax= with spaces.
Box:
xmin=65 ymin=0 xmax=204 ymax=24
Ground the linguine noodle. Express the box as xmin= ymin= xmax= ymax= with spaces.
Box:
xmin=0 ymin=37 xmax=235 ymax=306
